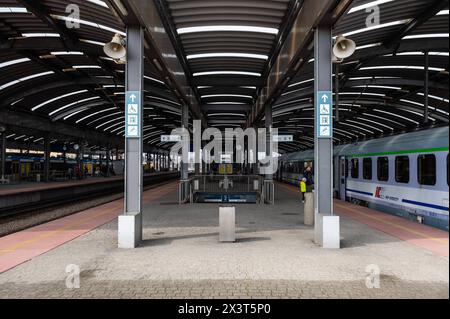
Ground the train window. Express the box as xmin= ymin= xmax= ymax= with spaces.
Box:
xmin=377 ymin=157 xmax=389 ymax=182
xmin=395 ymin=156 xmax=410 ymax=184
xmin=363 ymin=158 xmax=372 ymax=180
xmin=417 ymin=154 xmax=436 ymax=186
xmin=351 ymin=158 xmax=359 ymax=179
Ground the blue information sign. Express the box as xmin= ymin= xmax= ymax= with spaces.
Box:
xmin=125 ymin=91 xmax=141 ymax=138
xmin=317 ymin=91 xmax=333 ymax=139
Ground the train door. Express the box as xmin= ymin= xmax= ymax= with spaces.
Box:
xmin=339 ymin=157 xmax=347 ymax=201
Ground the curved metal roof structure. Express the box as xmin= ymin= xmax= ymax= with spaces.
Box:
xmin=271 ymin=0 xmax=449 ymax=152
xmin=0 ymin=0 xmax=182 ymax=152
xmin=0 ymin=0 xmax=448 ymax=154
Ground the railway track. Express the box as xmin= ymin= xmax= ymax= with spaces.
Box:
xmin=0 ymin=172 xmax=180 ymax=220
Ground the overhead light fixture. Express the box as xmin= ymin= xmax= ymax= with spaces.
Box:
xmin=193 ymin=71 xmax=261 ymax=77
xmin=177 ymin=25 xmax=278 ymax=35
xmin=103 ymin=33 xmax=126 ymax=60
xmin=186 ymin=53 xmax=268 ymax=60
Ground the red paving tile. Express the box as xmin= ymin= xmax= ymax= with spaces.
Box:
xmin=0 ymin=182 xmax=178 ymax=274
xmin=278 ymin=182 xmax=449 ymax=257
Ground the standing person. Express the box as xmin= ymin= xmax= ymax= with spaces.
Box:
xmin=300 ymin=177 xmax=307 ymax=203
xmin=303 ymin=166 xmax=314 ymax=192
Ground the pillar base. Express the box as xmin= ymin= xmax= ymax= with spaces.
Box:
xmin=304 ymin=193 xmax=314 ymax=226
xmin=314 ymin=214 xmax=340 ymax=249
xmin=118 ymin=212 xmax=142 ymax=249
xmin=219 ymin=207 xmax=236 ymax=242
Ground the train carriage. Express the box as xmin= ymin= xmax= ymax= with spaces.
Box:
xmin=279 ymin=127 xmax=449 ymax=231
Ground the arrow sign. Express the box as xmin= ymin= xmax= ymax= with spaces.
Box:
xmin=126 ymin=91 xmax=141 ymax=138
xmin=317 ymin=91 xmax=333 ymax=139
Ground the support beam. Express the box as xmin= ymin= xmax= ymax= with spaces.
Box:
xmin=314 ymin=25 xmax=339 ymax=249
xmin=43 ymin=135 xmax=51 ymax=183
xmin=181 ymin=103 xmax=189 ymax=181
xmin=264 ymin=103 xmax=274 ymax=204
xmin=335 ymin=64 xmax=340 ymax=122
xmin=424 ymin=50 xmax=429 ymax=124
xmin=119 ymin=26 xmax=144 ymax=249
xmin=106 ymin=148 xmax=111 ymax=177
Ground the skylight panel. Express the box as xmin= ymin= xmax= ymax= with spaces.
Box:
xmin=193 ymin=71 xmax=261 ymax=77
xmin=187 ymin=53 xmax=268 ymax=60
xmin=178 ymin=25 xmax=278 ymax=35
xmin=0 ymin=71 xmax=54 ymax=91
xmin=32 ymin=90 xmax=89 ymax=111
xmin=348 ymin=0 xmax=394 ymax=14
xmin=343 ymin=20 xmax=410 ymax=37
xmin=0 ymin=7 xmax=28 ymax=13
xmin=86 ymin=0 xmax=108 ymax=8
xmin=0 ymin=58 xmax=30 ymax=69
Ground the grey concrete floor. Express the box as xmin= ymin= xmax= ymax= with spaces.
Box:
xmin=0 ymin=183 xmax=448 ymax=299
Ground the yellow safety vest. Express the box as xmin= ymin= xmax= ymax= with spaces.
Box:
xmin=300 ymin=181 xmax=307 ymax=193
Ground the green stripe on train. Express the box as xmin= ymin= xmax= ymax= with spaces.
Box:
xmin=346 ymin=147 xmax=449 ymax=158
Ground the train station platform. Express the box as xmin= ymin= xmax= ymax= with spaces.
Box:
xmin=0 ymin=172 xmax=179 ymax=212
xmin=0 ymin=182 xmax=447 ymax=299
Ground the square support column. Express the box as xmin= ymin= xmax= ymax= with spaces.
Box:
xmin=1 ymin=131 xmax=6 ymax=182
xmin=314 ymin=25 xmax=340 ymax=249
xmin=180 ymin=103 xmax=190 ymax=203
xmin=44 ymin=136 xmax=51 ymax=183
xmin=119 ymin=26 xmax=144 ymax=249
xmin=264 ymin=104 xmax=274 ymax=204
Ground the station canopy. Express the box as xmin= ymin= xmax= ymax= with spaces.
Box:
xmin=0 ymin=0 xmax=448 ymax=153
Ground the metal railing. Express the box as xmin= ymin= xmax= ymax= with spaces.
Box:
xmin=191 ymin=175 xmax=263 ymax=193
xmin=179 ymin=175 xmax=276 ymax=204
xmin=262 ymin=180 xmax=275 ymax=205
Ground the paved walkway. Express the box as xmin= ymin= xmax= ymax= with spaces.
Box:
xmin=0 ymin=183 xmax=448 ymax=299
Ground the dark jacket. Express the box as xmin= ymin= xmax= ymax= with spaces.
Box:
xmin=303 ymin=170 xmax=314 ymax=186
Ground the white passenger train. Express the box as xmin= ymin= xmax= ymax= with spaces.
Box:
xmin=278 ymin=127 xmax=449 ymax=231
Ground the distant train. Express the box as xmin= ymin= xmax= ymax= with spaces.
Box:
xmin=278 ymin=127 xmax=449 ymax=231
xmin=1 ymin=154 xmax=125 ymax=182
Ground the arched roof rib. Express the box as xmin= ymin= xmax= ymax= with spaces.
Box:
xmin=0 ymin=0 xmax=181 ymax=151
xmin=274 ymin=0 xmax=449 ymax=153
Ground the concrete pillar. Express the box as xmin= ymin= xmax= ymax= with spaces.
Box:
xmin=314 ymin=24 xmax=340 ymax=249
xmin=119 ymin=25 xmax=144 ymax=249
xmin=79 ymin=143 xmax=85 ymax=179
xmin=253 ymin=126 xmax=258 ymax=175
xmin=264 ymin=104 xmax=274 ymax=204
xmin=424 ymin=50 xmax=429 ymax=124
xmin=335 ymin=63 xmax=340 ymax=122
xmin=44 ymin=136 xmax=51 ymax=183
xmin=181 ymin=103 xmax=189 ymax=181
xmin=304 ymin=192 xmax=315 ymax=226
xmin=106 ymin=148 xmax=110 ymax=177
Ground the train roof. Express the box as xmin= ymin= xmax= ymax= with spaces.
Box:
xmin=281 ymin=127 xmax=449 ymax=162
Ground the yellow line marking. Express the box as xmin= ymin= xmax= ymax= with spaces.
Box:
xmin=0 ymin=183 xmax=177 ymax=257
xmin=277 ymin=182 xmax=448 ymax=246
